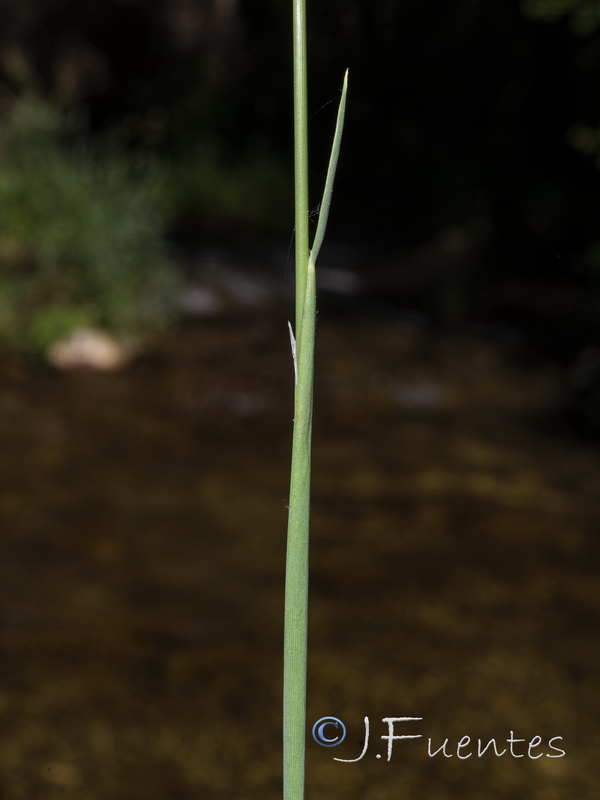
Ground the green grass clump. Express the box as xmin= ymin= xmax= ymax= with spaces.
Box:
xmin=0 ymin=94 xmax=178 ymax=354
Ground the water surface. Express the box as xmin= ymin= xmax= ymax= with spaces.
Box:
xmin=0 ymin=314 xmax=598 ymax=799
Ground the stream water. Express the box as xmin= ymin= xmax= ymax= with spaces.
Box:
xmin=0 ymin=310 xmax=599 ymax=800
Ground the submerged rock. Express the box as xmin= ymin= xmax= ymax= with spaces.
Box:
xmin=47 ymin=328 xmax=134 ymax=371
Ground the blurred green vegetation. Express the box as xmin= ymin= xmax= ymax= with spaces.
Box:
xmin=1 ymin=0 xmax=599 ymax=250
xmin=161 ymin=141 xmax=290 ymax=235
xmin=522 ymin=0 xmax=600 ymax=34
xmin=1 ymin=0 xmax=600 ymax=344
xmin=0 ymin=93 xmax=178 ymax=355
xmin=523 ymin=0 xmax=600 ymax=282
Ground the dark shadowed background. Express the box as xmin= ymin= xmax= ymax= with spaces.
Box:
xmin=0 ymin=1 xmax=599 ymax=799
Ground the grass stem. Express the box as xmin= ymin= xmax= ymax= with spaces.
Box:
xmin=284 ymin=5 xmax=347 ymax=799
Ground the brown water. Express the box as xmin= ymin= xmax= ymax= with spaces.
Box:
xmin=0 ymin=315 xmax=599 ymax=800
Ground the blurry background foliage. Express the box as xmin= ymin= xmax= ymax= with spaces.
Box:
xmin=0 ymin=88 xmax=178 ymax=354
xmin=522 ymin=0 xmax=600 ymax=285
xmin=523 ymin=0 xmax=600 ymax=34
xmin=1 ymin=0 xmax=600 ymax=348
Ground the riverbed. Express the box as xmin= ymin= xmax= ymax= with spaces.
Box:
xmin=0 ymin=311 xmax=598 ymax=799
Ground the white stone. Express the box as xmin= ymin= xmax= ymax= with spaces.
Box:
xmin=47 ymin=328 xmax=133 ymax=371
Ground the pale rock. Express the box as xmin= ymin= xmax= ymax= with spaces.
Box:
xmin=47 ymin=328 xmax=134 ymax=371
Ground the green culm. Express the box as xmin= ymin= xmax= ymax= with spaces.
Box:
xmin=283 ymin=0 xmax=348 ymax=797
